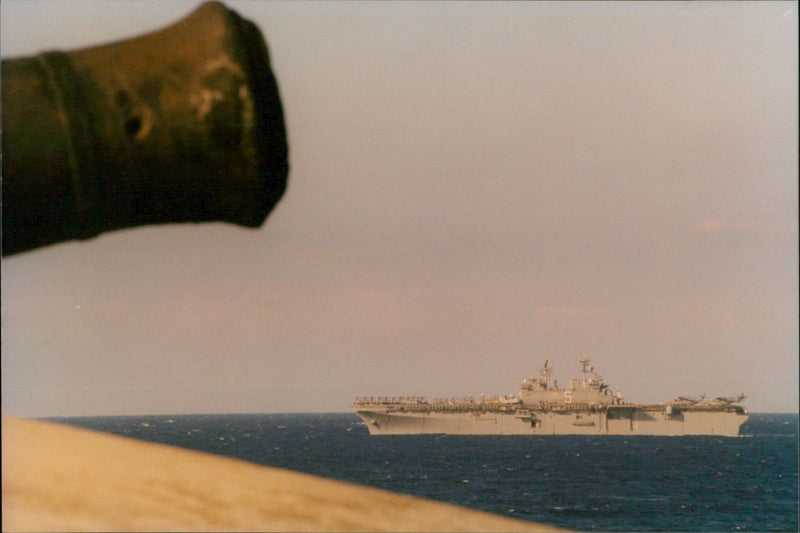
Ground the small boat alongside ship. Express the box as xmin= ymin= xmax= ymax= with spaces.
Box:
xmin=352 ymin=359 xmax=748 ymax=436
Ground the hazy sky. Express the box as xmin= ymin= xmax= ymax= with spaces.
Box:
xmin=2 ymin=1 xmax=797 ymax=416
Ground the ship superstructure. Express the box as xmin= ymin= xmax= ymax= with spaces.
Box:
xmin=351 ymin=359 xmax=748 ymax=436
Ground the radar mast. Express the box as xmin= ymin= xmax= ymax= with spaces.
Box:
xmin=578 ymin=358 xmax=594 ymax=387
xmin=540 ymin=360 xmax=554 ymax=390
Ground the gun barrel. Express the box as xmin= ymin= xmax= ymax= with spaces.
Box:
xmin=2 ymin=1 xmax=288 ymax=255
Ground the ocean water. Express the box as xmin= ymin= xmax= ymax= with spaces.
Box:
xmin=52 ymin=413 xmax=798 ymax=532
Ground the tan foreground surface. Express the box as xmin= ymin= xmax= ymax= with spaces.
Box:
xmin=2 ymin=416 xmax=563 ymax=532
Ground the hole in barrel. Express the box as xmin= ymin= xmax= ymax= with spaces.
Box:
xmin=124 ymin=116 xmax=142 ymax=137
xmin=115 ymin=89 xmax=130 ymax=108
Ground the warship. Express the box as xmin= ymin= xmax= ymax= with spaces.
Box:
xmin=352 ymin=359 xmax=748 ymax=436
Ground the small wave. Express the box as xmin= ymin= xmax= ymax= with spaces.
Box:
xmin=608 ymin=495 xmax=668 ymax=503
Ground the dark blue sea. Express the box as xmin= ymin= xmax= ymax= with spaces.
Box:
xmin=51 ymin=413 xmax=798 ymax=532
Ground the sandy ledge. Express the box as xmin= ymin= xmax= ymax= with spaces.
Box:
xmin=2 ymin=415 xmax=565 ymax=532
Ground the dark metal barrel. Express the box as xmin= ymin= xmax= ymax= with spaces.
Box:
xmin=2 ymin=1 xmax=289 ymax=256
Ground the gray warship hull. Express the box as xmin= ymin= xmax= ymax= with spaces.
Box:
xmin=353 ymin=405 xmax=748 ymax=436
xmin=352 ymin=359 xmax=749 ymax=436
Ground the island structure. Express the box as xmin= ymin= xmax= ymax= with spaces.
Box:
xmin=352 ymin=359 xmax=748 ymax=436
